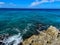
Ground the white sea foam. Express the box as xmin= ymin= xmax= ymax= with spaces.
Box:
xmin=3 ymin=33 xmax=23 ymax=45
xmin=2 ymin=23 xmax=33 ymax=45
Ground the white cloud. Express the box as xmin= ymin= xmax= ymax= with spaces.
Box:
xmin=30 ymin=0 xmax=48 ymax=7
xmin=9 ymin=3 xmax=16 ymax=6
xmin=0 ymin=2 xmax=5 ymax=5
xmin=0 ymin=2 xmax=5 ymax=7
xmin=29 ymin=0 xmax=59 ymax=7
xmin=0 ymin=2 xmax=16 ymax=8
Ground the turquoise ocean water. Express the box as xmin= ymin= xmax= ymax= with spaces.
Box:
xmin=0 ymin=9 xmax=60 ymax=35
xmin=0 ymin=9 xmax=60 ymax=45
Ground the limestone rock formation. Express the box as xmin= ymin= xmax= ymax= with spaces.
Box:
xmin=22 ymin=26 xmax=60 ymax=45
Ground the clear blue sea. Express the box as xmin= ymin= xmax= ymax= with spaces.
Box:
xmin=0 ymin=9 xmax=60 ymax=45
xmin=0 ymin=9 xmax=60 ymax=34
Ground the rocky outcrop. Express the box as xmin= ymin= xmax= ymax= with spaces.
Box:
xmin=22 ymin=26 xmax=60 ymax=45
xmin=0 ymin=34 xmax=9 ymax=45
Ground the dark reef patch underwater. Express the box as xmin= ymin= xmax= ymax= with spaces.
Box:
xmin=0 ymin=9 xmax=60 ymax=45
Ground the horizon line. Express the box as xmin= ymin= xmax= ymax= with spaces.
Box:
xmin=0 ymin=8 xmax=60 ymax=9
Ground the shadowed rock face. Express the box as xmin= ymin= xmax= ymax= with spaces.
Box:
xmin=22 ymin=26 xmax=60 ymax=45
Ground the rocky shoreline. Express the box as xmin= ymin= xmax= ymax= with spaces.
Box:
xmin=0 ymin=34 xmax=10 ymax=45
xmin=0 ymin=26 xmax=60 ymax=45
xmin=22 ymin=26 xmax=60 ymax=45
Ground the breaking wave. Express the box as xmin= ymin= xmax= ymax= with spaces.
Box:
xmin=3 ymin=33 xmax=23 ymax=45
xmin=1 ymin=23 xmax=33 ymax=45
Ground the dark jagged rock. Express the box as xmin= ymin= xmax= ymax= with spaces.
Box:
xmin=0 ymin=34 xmax=10 ymax=45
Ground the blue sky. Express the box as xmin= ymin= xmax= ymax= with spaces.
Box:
xmin=0 ymin=0 xmax=60 ymax=8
